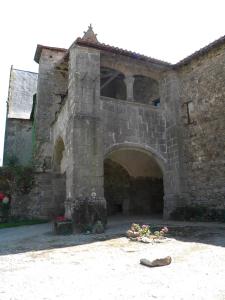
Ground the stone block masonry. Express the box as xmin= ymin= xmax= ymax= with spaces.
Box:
xmin=4 ymin=26 xmax=225 ymax=222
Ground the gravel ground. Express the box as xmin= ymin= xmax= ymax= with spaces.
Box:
xmin=0 ymin=217 xmax=225 ymax=300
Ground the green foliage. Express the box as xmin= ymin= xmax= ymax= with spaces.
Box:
xmin=5 ymin=155 xmax=19 ymax=167
xmin=73 ymin=197 xmax=107 ymax=232
xmin=0 ymin=163 xmax=34 ymax=195
xmin=131 ymin=223 xmax=141 ymax=232
xmin=0 ymin=219 xmax=48 ymax=229
xmin=139 ymin=224 xmax=151 ymax=237
xmin=170 ymin=205 xmax=225 ymax=222
xmin=93 ymin=220 xmax=104 ymax=234
xmin=0 ymin=200 xmax=10 ymax=222
xmin=127 ymin=223 xmax=168 ymax=241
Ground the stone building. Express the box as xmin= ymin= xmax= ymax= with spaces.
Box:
xmin=3 ymin=26 xmax=225 ymax=223
xmin=4 ymin=67 xmax=38 ymax=166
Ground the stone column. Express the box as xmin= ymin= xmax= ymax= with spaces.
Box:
xmin=66 ymin=45 xmax=106 ymax=227
xmin=124 ymin=75 xmax=135 ymax=101
xmin=160 ymin=71 xmax=184 ymax=219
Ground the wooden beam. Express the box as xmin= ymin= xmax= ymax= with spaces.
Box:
xmin=100 ymin=71 xmax=120 ymax=90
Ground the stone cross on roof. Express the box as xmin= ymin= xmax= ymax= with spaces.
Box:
xmin=82 ymin=24 xmax=98 ymax=43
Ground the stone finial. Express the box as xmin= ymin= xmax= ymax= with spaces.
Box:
xmin=82 ymin=24 xmax=98 ymax=43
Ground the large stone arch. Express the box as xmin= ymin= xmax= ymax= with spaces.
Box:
xmin=104 ymin=143 xmax=166 ymax=217
xmin=104 ymin=143 xmax=166 ymax=173
xmin=100 ymin=53 xmax=161 ymax=80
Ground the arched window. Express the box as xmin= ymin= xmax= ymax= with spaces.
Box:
xmin=133 ymin=75 xmax=160 ymax=105
xmin=100 ymin=67 xmax=127 ymax=100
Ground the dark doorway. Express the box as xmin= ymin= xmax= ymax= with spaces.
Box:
xmin=104 ymin=159 xmax=130 ymax=215
xmin=104 ymin=149 xmax=164 ymax=216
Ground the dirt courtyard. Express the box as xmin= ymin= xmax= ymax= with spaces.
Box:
xmin=0 ymin=217 xmax=225 ymax=300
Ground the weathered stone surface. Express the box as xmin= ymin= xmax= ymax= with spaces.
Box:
xmin=54 ymin=220 xmax=73 ymax=235
xmin=3 ymin=28 xmax=225 ymax=222
xmin=7 ymin=67 xmax=37 ymax=119
xmin=10 ymin=172 xmax=65 ymax=220
xmin=140 ymin=256 xmax=172 ymax=267
xmin=140 ymin=237 xmax=152 ymax=243
xmin=3 ymin=119 xmax=33 ymax=166
xmin=177 ymin=46 xmax=225 ymax=210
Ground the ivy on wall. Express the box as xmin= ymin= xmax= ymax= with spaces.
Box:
xmin=0 ymin=156 xmax=34 ymax=196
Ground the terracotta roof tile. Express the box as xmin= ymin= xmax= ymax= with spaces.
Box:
xmin=34 ymin=34 xmax=225 ymax=68
xmin=174 ymin=34 xmax=225 ymax=68
xmin=75 ymin=38 xmax=171 ymax=67
xmin=34 ymin=45 xmax=67 ymax=63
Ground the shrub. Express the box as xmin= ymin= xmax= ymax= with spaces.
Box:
xmin=0 ymin=165 xmax=34 ymax=196
xmin=170 ymin=206 xmax=225 ymax=222
xmin=126 ymin=223 xmax=169 ymax=241
xmin=0 ymin=194 xmax=10 ymax=222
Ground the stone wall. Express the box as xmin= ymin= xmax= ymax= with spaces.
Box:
xmin=10 ymin=172 xmax=65 ymax=219
xmin=14 ymin=38 xmax=225 ymax=221
xmin=177 ymin=45 xmax=225 ymax=209
xmin=101 ymin=96 xmax=166 ymax=158
xmin=34 ymin=49 xmax=66 ymax=166
xmin=64 ymin=45 xmax=107 ymax=225
xmin=3 ymin=67 xmax=37 ymax=166
xmin=129 ymin=177 xmax=164 ymax=215
xmin=34 ymin=47 xmax=180 ymax=220
xmin=133 ymin=76 xmax=159 ymax=104
xmin=159 ymin=70 xmax=185 ymax=216
xmin=101 ymin=52 xmax=168 ymax=79
xmin=7 ymin=68 xmax=37 ymax=119
xmin=3 ymin=119 xmax=33 ymax=166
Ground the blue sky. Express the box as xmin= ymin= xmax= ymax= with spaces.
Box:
xmin=1 ymin=0 xmax=225 ymax=165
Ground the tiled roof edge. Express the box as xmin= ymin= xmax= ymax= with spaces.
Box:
xmin=174 ymin=35 xmax=225 ymax=68
xmin=75 ymin=38 xmax=172 ymax=67
xmin=34 ymin=45 xmax=67 ymax=63
xmin=34 ymin=34 xmax=225 ymax=68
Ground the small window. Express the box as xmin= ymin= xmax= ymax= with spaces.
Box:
xmin=133 ymin=75 xmax=159 ymax=104
xmin=100 ymin=67 xmax=126 ymax=100
xmin=152 ymin=98 xmax=160 ymax=107
xmin=184 ymin=101 xmax=194 ymax=124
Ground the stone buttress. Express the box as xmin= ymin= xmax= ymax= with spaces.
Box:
xmin=65 ymin=44 xmax=107 ymax=226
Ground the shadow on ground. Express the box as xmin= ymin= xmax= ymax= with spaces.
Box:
xmin=0 ymin=215 xmax=225 ymax=256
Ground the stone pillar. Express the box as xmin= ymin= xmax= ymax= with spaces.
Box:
xmin=66 ymin=45 xmax=107 ymax=227
xmin=160 ymin=71 xmax=184 ymax=219
xmin=124 ymin=75 xmax=135 ymax=101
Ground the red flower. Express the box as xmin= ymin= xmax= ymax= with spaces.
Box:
xmin=56 ymin=216 xmax=66 ymax=222
xmin=0 ymin=193 xmax=5 ymax=201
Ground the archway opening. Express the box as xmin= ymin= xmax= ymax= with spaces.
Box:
xmin=104 ymin=148 xmax=164 ymax=216
xmin=100 ymin=67 xmax=127 ymax=100
xmin=133 ymin=75 xmax=160 ymax=105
